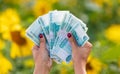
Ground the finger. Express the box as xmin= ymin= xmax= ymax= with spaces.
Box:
xmin=48 ymin=59 xmax=52 ymax=68
xmin=39 ymin=34 xmax=46 ymax=49
xmin=84 ymin=42 xmax=92 ymax=49
xmin=83 ymin=42 xmax=92 ymax=54
xmin=67 ymin=33 xmax=77 ymax=49
xmin=31 ymin=45 xmax=39 ymax=55
xmin=32 ymin=45 xmax=39 ymax=50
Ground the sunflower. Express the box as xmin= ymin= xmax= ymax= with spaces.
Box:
xmin=10 ymin=29 xmax=34 ymax=59
xmin=32 ymin=0 xmax=58 ymax=17
xmin=86 ymin=56 xmax=103 ymax=74
xmin=0 ymin=8 xmax=33 ymax=59
xmin=105 ymin=24 xmax=120 ymax=44
xmin=33 ymin=0 xmax=52 ymax=17
xmin=0 ymin=8 xmax=20 ymax=34
xmin=0 ymin=53 xmax=12 ymax=74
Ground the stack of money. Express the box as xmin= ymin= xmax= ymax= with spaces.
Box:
xmin=26 ymin=10 xmax=89 ymax=63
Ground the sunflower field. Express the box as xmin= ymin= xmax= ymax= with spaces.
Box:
xmin=0 ymin=0 xmax=120 ymax=74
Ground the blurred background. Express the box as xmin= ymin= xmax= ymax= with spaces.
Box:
xmin=0 ymin=0 xmax=120 ymax=74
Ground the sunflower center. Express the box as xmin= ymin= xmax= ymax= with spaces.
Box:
xmin=40 ymin=5 xmax=48 ymax=15
xmin=11 ymin=31 xmax=27 ymax=46
xmin=86 ymin=62 xmax=93 ymax=70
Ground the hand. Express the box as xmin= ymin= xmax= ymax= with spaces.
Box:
xmin=67 ymin=33 xmax=92 ymax=74
xmin=32 ymin=34 xmax=52 ymax=74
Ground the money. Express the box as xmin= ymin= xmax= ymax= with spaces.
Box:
xmin=49 ymin=11 xmax=70 ymax=63
xmin=39 ymin=12 xmax=63 ymax=63
xmin=26 ymin=17 xmax=43 ymax=46
xmin=39 ymin=13 xmax=50 ymax=46
xmin=26 ymin=10 xmax=89 ymax=63
xmin=26 ymin=17 xmax=50 ymax=52
xmin=52 ymin=13 xmax=89 ymax=62
xmin=50 ymin=11 xmax=69 ymax=55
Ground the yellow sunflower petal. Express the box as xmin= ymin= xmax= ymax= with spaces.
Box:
xmin=0 ymin=54 xmax=12 ymax=74
xmin=0 ymin=16 xmax=9 ymax=33
xmin=10 ymin=42 xmax=21 ymax=59
xmin=20 ymin=44 xmax=32 ymax=57
xmin=11 ymin=24 xmax=22 ymax=31
xmin=2 ymin=31 xmax=11 ymax=41
xmin=4 ymin=8 xmax=20 ymax=25
xmin=105 ymin=24 xmax=120 ymax=44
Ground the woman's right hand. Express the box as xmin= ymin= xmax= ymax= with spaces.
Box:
xmin=67 ymin=33 xmax=92 ymax=74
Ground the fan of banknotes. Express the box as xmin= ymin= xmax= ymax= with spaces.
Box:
xmin=26 ymin=10 xmax=89 ymax=63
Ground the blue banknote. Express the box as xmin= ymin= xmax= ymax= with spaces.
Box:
xmin=26 ymin=17 xmax=49 ymax=50
xmin=26 ymin=10 xmax=89 ymax=63
xmin=52 ymin=13 xmax=89 ymax=63
xmin=50 ymin=11 xmax=69 ymax=55
xmin=49 ymin=11 xmax=70 ymax=63
xmin=38 ymin=13 xmax=50 ymax=45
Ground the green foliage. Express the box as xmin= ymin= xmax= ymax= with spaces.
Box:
xmin=0 ymin=0 xmax=120 ymax=74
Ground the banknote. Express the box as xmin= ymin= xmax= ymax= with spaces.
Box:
xmin=53 ymin=13 xmax=79 ymax=48
xmin=49 ymin=11 xmax=71 ymax=63
xmin=52 ymin=38 xmax=72 ymax=63
xmin=53 ymin=12 xmax=71 ymax=48
xmin=51 ymin=13 xmax=75 ymax=62
xmin=70 ymin=13 xmax=89 ymax=46
xmin=38 ymin=13 xmax=57 ymax=61
xmin=26 ymin=13 xmax=62 ymax=63
xmin=26 ymin=10 xmax=89 ymax=63
xmin=52 ymin=13 xmax=89 ymax=63
xmin=26 ymin=17 xmax=50 ymax=51
xmin=70 ymin=13 xmax=88 ymax=32
xmin=56 ymin=13 xmax=89 ymax=47
xmin=49 ymin=11 xmax=69 ymax=55
xmin=26 ymin=17 xmax=43 ymax=46
xmin=38 ymin=13 xmax=50 ymax=45
xmin=52 ymin=25 xmax=89 ymax=63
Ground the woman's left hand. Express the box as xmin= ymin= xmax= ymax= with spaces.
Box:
xmin=32 ymin=34 xmax=52 ymax=74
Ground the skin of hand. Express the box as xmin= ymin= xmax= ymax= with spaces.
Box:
xmin=32 ymin=34 xmax=52 ymax=74
xmin=67 ymin=33 xmax=92 ymax=74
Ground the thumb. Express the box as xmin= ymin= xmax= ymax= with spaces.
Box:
xmin=67 ymin=33 xmax=77 ymax=49
xmin=39 ymin=34 xmax=46 ymax=49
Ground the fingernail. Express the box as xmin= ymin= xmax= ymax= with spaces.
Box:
xmin=67 ymin=33 xmax=71 ymax=38
xmin=37 ymin=45 xmax=39 ymax=48
xmin=39 ymin=34 xmax=43 ymax=38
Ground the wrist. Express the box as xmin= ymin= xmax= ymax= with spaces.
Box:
xmin=74 ymin=63 xmax=86 ymax=74
xmin=73 ymin=56 xmax=87 ymax=66
xmin=73 ymin=59 xmax=87 ymax=74
xmin=34 ymin=62 xmax=50 ymax=74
